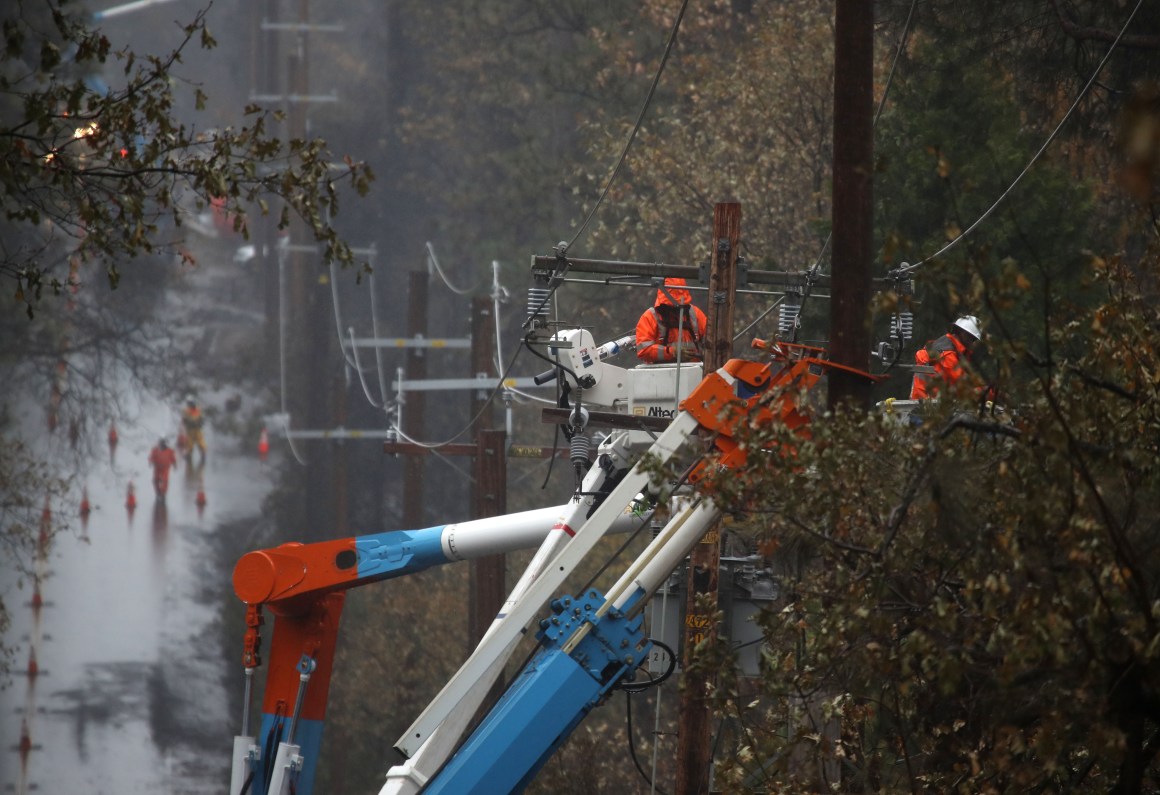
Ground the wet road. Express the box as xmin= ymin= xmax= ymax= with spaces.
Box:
xmin=0 ymin=397 xmax=275 ymax=794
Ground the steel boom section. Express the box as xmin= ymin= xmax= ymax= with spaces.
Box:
xmin=396 ymin=411 xmax=700 ymax=757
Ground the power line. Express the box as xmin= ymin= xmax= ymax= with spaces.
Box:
xmin=900 ymin=0 xmax=1144 ymax=274
xmin=806 ymin=0 xmax=918 ymax=280
xmin=386 ymin=336 xmax=526 ymax=449
xmin=276 ymin=245 xmax=308 ymax=465
xmin=426 ymin=241 xmax=481 ymax=295
xmin=564 ymin=0 xmax=691 ymax=254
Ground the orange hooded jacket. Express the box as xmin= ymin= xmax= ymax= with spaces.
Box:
xmin=635 ymin=278 xmax=707 ymax=363
xmin=910 ymin=333 xmax=969 ymax=399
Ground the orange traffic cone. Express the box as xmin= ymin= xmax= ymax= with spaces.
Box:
xmin=38 ymin=498 xmax=51 ymax=558
xmin=79 ymin=487 xmax=91 ymax=518
xmin=196 ymin=481 xmax=207 ymax=512
xmin=108 ymin=422 xmax=118 ymax=447
xmin=18 ymin=718 xmax=31 ymax=763
xmin=126 ymin=481 xmax=137 ymax=513
xmin=257 ymin=428 xmax=269 ymax=461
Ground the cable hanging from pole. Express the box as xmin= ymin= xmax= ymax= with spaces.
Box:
xmin=368 ymin=269 xmax=393 ymax=416
xmin=276 ymin=245 xmax=308 ymax=466
xmin=426 ymin=241 xmax=482 ymax=295
xmin=386 ymin=340 xmax=525 ymax=449
xmin=802 ymin=0 xmax=918 ymax=283
xmin=562 ymin=0 xmax=691 ymax=255
xmin=759 ymin=0 xmax=916 ymax=349
xmin=897 ymin=0 xmax=1144 ymax=275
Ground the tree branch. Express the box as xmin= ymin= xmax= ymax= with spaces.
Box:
xmin=1047 ymin=0 xmax=1160 ymax=50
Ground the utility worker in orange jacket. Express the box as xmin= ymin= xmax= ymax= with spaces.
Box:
xmin=635 ymin=278 xmax=708 ymax=364
xmin=149 ymin=437 xmax=178 ymax=498
xmin=181 ymin=397 xmax=207 ymax=461
xmin=910 ymin=315 xmax=982 ymax=400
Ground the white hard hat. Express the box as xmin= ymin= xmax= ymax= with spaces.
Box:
xmin=953 ymin=315 xmax=981 ymax=341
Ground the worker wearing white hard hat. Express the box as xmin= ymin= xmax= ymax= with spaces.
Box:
xmin=910 ymin=315 xmax=983 ymax=400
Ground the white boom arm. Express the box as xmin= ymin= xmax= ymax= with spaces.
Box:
xmin=395 ymin=411 xmax=700 ymax=758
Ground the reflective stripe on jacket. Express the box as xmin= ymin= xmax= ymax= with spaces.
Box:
xmin=635 ymin=286 xmax=707 ymax=363
xmin=910 ymin=333 xmax=967 ymax=399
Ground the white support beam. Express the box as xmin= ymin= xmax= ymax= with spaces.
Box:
xmin=391 ymin=377 xmax=549 ymax=392
xmin=344 ymin=337 xmax=471 ymax=350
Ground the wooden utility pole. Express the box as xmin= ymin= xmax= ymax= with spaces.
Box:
xmin=258 ymin=0 xmax=281 ymax=364
xmin=828 ymin=0 xmax=875 ymax=411
xmin=469 ymin=429 xmax=507 ymax=646
xmin=468 ymin=297 xmax=506 ymax=649
xmin=675 ymin=202 xmax=740 ymax=795
xmin=284 ymin=0 xmax=337 ymax=540
xmin=402 ymin=270 xmax=429 ymax=527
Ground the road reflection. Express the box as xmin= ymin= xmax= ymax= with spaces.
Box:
xmin=1 ymin=397 xmax=274 ymax=794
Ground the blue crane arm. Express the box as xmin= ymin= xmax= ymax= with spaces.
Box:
xmin=422 ymin=589 xmax=652 ymax=795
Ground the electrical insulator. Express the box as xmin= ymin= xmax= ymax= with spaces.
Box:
xmin=892 ymin=311 xmax=913 ymax=342
xmin=778 ymin=292 xmax=801 ymax=338
xmin=569 ymin=433 xmax=591 ymax=470
xmin=527 ymin=285 xmax=552 ymax=327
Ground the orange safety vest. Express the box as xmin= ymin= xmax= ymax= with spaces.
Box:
xmin=910 ymin=333 xmax=968 ymax=399
xmin=636 ymin=281 xmax=707 ymax=364
xmin=149 ymin=446 xmax=177 ymax=473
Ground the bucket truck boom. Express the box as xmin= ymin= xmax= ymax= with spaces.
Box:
xmin=387 ymin=346 xmax=863 ymax=794
xmin=232 ymin=338 xmax=870 ymax=795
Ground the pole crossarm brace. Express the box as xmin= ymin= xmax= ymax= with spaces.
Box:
xmin=530 ymin=254 xmax=894 ymax=292
xmin=540 ymin=407 xmax=670 ymax=433
xmin=383 ymin=441 xmax=578 ymax=459
xmin=285 ymin=428 xmax=397 ymax=440
xmin=391 ymin=377 xmax=549 ymax=392
xmin=344 ymin=337 xmax=471 ymax=350
xmin=280 ymin=244 xmax=377 ymax=255
xmin=261 ymin=21 xmax=345 ymax=32
xmin=250 ymin=92 xmax=340 ymax=104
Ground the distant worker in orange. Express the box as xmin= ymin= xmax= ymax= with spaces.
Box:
xmin=635 ymin=278 xmax=707 ymax=364
xmin=910 ymin=315 xmax=983 ymax=400
xmin=181 ymin=397 xmax=207 ymax=462
xmin=149 ymin=437 xmax=178 ymax=498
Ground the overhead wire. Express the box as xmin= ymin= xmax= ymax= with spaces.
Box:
xmin=899 ymin=0 xmax=1144 ymax=274
xmin=386 ymin=337 xmax=526 ymax=449
xmin=563 ymin=0 xmax=691 ymax=254
xmin=388 ymin=421 xmax=477 ymax=482
xmin=367 ymin=269 xmax=393 ymax=414
xmin=489 ymin=260 xmax=554 ymax=406
xmin=276 ymin=245 xmax=308 ymax=465
xmin=875 ymin=0 xmax=918 ymax=127
xmin=328 ymin=255 xmax=396 ymax=411
xmin=770 ymin=0 xmax=917 ymax=348
xmin=799 ymin=0 xmax=918 ymax=283
xmin=347 ymin=326 xmax=386 ymax=409
xmin=426 ymin=241 xmax=481 ymax=295
xmin=329 ymin=260 xmax=358 ymax=369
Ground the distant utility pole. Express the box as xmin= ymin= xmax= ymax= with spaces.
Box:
xmin=257 ymin=0 xmax=280 ymax=363
xmin=828 ymin=0 xmax=875 ymax=410
xmin=468 ymin=297 xmax=506 ymax=652
xmin=402 ymin=270 xmax=429 ymax=528
xmin=675 ymin=202 xmax=740 ymax=795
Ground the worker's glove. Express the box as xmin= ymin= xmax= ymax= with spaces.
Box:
xmin=668 ymin=342 xmax=701 ymax=360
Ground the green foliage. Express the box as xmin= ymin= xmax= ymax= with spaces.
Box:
xmin=0 ymin=1 xmax=373 ymax=316
xmin=697 ymin=243 xmax=1160 ymax=792
xmin=573 ymin=0 xmax=836 ymax=272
